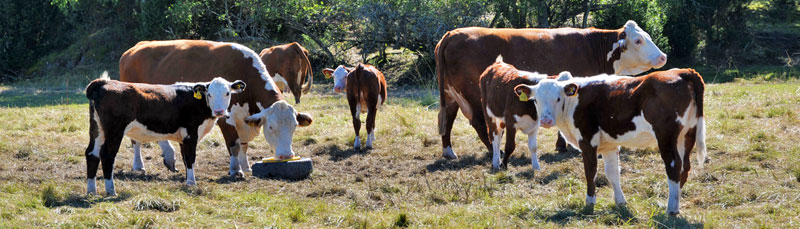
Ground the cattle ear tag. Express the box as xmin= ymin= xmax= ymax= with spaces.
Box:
xmin=518 ymin=91 xmax=529 ymax=102
xmin=194 ymin=91 xmax=202 ymax=100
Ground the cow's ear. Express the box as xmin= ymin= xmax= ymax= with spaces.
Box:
xmin=344 ymin=66 xmax=355 ymax=73
xmin=230 ymin=80 xmax=246 ymax=93
xmin=193 ymin=84 xmax=206 ymax=99
xmin=322 ymin=68 xmax=334 ymax=79
xmin=564 ymin=83 xmax=579 ymax=97
xmin=296 ymin=112 xmax=313 ymax=127
xmin=513 ymin=84 xmax=533 ymax=102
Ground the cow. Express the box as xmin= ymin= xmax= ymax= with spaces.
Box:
xmin=322 ymin=64 xmax=387 ymax=149
xmin=120 ymin=40 xmax=313 ymax=177
xmin=480 ymin=56 xmax=564 ymax=170
xmin=435 ymin=20 xmax=667 ymax=159
xmin=259 ymin=42 xmax=313 ymax=104
xmin=514 ymin=68 xmax=707 ymax=215
xmin=84 ymin=74 xmax=246 ymax=195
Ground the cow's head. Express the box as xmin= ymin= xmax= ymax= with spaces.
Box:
xmin=194 ymin=77 xmax=246 ymax=118
xmin=322 ymin=65 xmax=353 ymax=93
xmin=613 ymin=20 xmax=667 ymax=75
xmin=244 ymin=101 xmax=313 ymax=159
xmin=514 ymin=72 xmax=575 ymax=128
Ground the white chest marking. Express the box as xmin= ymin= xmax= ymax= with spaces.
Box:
xmin=445 ymin=86 xmax=472 ymax=121
xmin=124 ymin=120 xmax=189 ymax=143
xmin=196 ymin=119 xmax=217 ymax=143
xmin=226 ymin=103 xmax=261 ymax=143
xmin=513 ymin=114 xmax=537 ymax=135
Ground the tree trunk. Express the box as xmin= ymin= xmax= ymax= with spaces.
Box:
xmin=582 ymin=0 xmax=591 ymax=28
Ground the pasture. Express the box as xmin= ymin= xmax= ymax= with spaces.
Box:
xmin=0 ymin=71 xmax=798 ymax=228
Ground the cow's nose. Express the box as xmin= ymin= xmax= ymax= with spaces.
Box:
xmin=213 ymin=109 xmax=225 ymax=117
xmin=659 ymin=54 xmax=667 ymax=64
xmin=334 ymin=87 xmax=343 ymax=93
xmin=540 ymin=118 xmax=554 ymax=128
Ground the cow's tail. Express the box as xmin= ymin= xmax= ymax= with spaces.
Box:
xmin=684 ymin=68 xmax=707 ymax=168
xmin=299 ymin=46 xmax=313 ymax=94
xmin=85 ymin=71 xmax=110 ymax=101
xmin=435 ymin=31 xmax=452 ymax=136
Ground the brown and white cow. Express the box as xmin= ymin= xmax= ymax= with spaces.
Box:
xmin=515 ymin=68 xmax=707 ymax=215
xmin=322 ymin=64 xmax=387 ymax=149
xmin=259 ymin=42 xmax=313 ymax=104
xmin=120 ymin=40 xmax=313 ymax=177
xmin=481 ymin=56 xmax=564 ymax=170
xmin=85 ymin=74 xmax=245 ymax=195
xmin=435 ymin=20 xmax=667 ymax=159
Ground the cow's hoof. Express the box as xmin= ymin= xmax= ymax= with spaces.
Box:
xmin=442 ymin=147 xmax=458 ymax=159
xmin=163 ymin=159 xmax=177 ymax=172
xmin=230 ymin=170 xmax=245 ymax=178
xmin=132 ymin=167 xmax=146 ymax=172
xmin=668 ymin=210 xmax=680 ymax=216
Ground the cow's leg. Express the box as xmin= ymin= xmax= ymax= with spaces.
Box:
xmin=180 ymin=137 xmax=198 ymax=186
xmin=85 ymin=116 xmax=104 ymax=195
xmin=555 ymin=134 xmax=568 ymax=153
xmin=487 ymin=119 xmax=503 ymax=170
xmin=601 ymin=147 xmax=626 ymax=205
xmin=655 ymin=127 xmax=682 ymax=215
xmin=500 ymin=125 xmax=516 ymax=170
xmin=440 ymin=100 xmax=460 ymax=159
xmin=100 ymin=131 xmax=124 ymax=196
xmin=579 ymin=142 xmax=599 ymax=211
xmin=350 ymin=98 xmax=362 ymax=150
xmin=526 ymin=127 xmax=541 ymax=171
xmin=365 ymin=105 xmax=378 ymax=149
xmin=131 ymin=140 xmax=145 ymax=172
xmin=681 ymin=127 xmax=698 ymax=187
xmin=237 ymin=142 xmax=251 ymax=173
xmin=158 ymin=141 xmax=177 ymax=172
xmin=218 ymin=119 xmax=244 ymax=177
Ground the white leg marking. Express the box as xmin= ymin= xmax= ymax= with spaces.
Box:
xmin=366 ymin=131 xmax=375 ymax=149
xmin=238 ymin=144 xmax=251 ymax=172
xmin=104 ymin=179 xmax=116 ymax=196
xmin=586 ymin=195 xmax=597 ymax=205
xmin=442 ymin=146 xmax=457 ymax=159
xmin=87 ymin=178 xmax=97 ymax=195
xmin=528 ymin=130 xmax=541 ymax=171
xmin=602 ymin=149 xmax=627 ymax=204
xmin=159 ymin=141 xmax=176 ymax=170
xmin=186 ymin=168 xmax=196 ymax=186
xmin=696 ymin=117 xmax=707 ymax=169
xmin=354 ymin=136 xmax=361 ymax=149
xmin=132 ymin=141 xmax=145 ymax=171
xmin=667 ymin=179 xmax=681 ymax=215
xmin=229 ymin=155 xmax=241 ymax=176
xmin=491 ymin=133 xmax=502 ymax=169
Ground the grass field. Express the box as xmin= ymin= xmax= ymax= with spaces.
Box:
xmin=0 ymin=70 xmax=798 ymax=228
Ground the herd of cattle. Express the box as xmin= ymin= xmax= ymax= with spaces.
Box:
xmin=82 ymin=20 xmax=706 ymax=215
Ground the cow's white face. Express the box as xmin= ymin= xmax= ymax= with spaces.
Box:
xmin=515 ymin=72 xmax=575 ymax=128
xmin=615 ymin=20 xmax=667 ymax=75
xmin=245 ymin=101 xmax=313 ymax=159
xmin=196 ymin=78 xmax=246 ymax=118
xmin=323 ymin=65 xmax=350 ymax=93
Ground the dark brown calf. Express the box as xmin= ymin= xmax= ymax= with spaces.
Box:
xmin=323 ymin=64 xmax=387 ymax=149
xmin=516 ymin=68 xmax=707 ymax=215
xmin=480 ymin=56 xmax=555 ymax=170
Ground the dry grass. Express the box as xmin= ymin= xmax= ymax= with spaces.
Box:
xmin=0 ymin=74 xmax=798 ymax=228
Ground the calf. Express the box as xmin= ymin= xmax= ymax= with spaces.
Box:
xmin=84 ymin=74 xmax=245 ymax=195
xmin=480 ymin=56 xmax=555 ymax=170
xmin=322 ymin=64 xmax=387 ymax=149
xmin=515 ymin=68 xmax=707 ymax=215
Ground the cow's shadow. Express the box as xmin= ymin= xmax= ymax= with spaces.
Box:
xmin=314 ymin=144 xmax=363 ymax=162
xmin=539 ymin=150 xmax=581 ymax=163
xmin=426 ymin=153 xmax=490 ymax=172
xmin=113 ymin=170 xmax=183 ymax=182
xmin=45 ymin=191 xmax=132 ymax=209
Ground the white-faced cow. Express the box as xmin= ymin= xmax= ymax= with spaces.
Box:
xmin=85 ymin=75 xmax=245 ymax=195
xmin=515 ymin=68 xmax=707 ymax=215
xmin=322 ymin=64 xmax=387 ymax=149
xmin=481 ymin=56 xmax=565 ymax=170
xmin=435 ymin=20 xmax=667 ymax=159
xmin=120 ymin=40 xmax=313 ymax=177
xmin=259 ymin=42 xmax=313 ymax=104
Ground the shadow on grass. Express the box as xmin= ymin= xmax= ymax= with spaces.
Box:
xmin=314 ymin=144 xmax=363 ymax=162
xmin=113 ymin=170 xmax=183 ymax=183
xmin=425 ymin=153 xmax=489 ymax=172
xmin=0 ymin=89 xmax=87 ymax=107
xmin=46 ymin=191 xmax=132 ymax=209
xmin=539 ymin=150 xmax=580 ymax=163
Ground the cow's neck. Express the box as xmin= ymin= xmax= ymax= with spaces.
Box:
xmin=588 ymin=29 xmax=624 ymax=75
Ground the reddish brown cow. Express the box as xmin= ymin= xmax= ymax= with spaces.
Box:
xmin=436 ymin=20 xmax=667 ymax=159
xmin=120 ymin=40 xmax=313 ymax=177
xmin=515 ymin=68 xmax=707 ymax=215
xmin=323 ymin=64 xmax=387 ymax=149
xmin=259 ymin=42 xmax=313 ymax=104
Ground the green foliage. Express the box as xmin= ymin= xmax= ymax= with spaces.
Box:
xmin=594 ymin=0 xmax=670 ymax=54
xmin=0 ymin=0 xmax=72 ymax=80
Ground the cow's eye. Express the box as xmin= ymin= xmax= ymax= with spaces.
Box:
xmin=226 ymin=92 xmax=230 ymax=96
xmin=635 ymin=39 xmax=642 ymax=45
xmin=557 ymin=98 xmax=561 ymax=102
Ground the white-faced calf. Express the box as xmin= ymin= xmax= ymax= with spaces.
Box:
xmin=84 ymin=75 xmax=245 ymax=195
xmin=480 ymin=56 xmax=558 ymax=170
xmin=323 ymin=64 xmax=387 ymax=149
xmin=515 ymin=68 xmax=707 ymax=215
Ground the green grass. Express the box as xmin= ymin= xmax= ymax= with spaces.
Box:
xmin=0 ymin=71 xmax=798 ymax=227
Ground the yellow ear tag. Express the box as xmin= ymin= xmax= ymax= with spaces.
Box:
xmin=194 ymin=91 xmax=202 ymax=100
xmin=519 ymin=91 xmax=529 ymax=102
